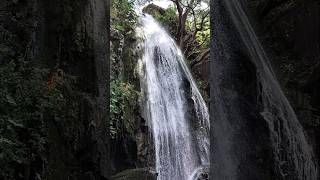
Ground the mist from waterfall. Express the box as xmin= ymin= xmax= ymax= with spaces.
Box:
xmin=137 ymin=14 xmax=210 ymax=180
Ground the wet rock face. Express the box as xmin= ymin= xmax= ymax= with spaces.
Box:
xmin=246 ymin=0 xmax=320 ymax=166
xmin=211 ymin=0 xmax=319 ymax=179
xmin=142 ymin=4 xmax=166 ymax=16
xmin=110 ymin=15 xmax=154 ymax=174
xmin=196 ymin=173 xmax=209 ymax=180
xmin=210 ymin=1 xmax=277 ymax=179
xmin=191 ymin=166 xmax=209 ymax=180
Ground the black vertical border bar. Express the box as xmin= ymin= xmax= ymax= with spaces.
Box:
xmin=106 ymin=0 xmax=111 ymax=178
xmin=209 ymin=0 xmax=214 ymax=178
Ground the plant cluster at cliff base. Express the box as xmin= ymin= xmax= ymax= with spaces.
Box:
xmin=0 ymin=61 xmax=71 ymax=179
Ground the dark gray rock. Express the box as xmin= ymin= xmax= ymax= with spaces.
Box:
xmin=142 ymin=4 xmax=166 ymax=16
xmin=210 ymin=0 xmax=279 ymax=179
xmin=210 ymin=0 xmax=319 ymax=179
xmin=110 ymin=168 xmax=157 ymax=180
xmin=246 ymin=0 xmax=320 ymax=165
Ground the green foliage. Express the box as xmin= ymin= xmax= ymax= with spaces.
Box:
xmin=110 ymin=80 xmax=138 ymax=139
xmin=186 ymin=1 xmax=210 ymax=48
xmin=154 ymin=6 xmax=178 ymax=36
xmin=111 ymin=0 xmax=137 ymax=34
xmin=0 ymin=61 xmax=67 ymax=179
xmin=194 ymin=20 xmax=210 ymax=48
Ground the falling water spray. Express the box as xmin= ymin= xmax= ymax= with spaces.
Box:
xmin=137 ymin=14 xmax=210 ymax=180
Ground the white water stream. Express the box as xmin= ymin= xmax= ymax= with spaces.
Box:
xmin=137 ymin=14 xmax=210 ymax=180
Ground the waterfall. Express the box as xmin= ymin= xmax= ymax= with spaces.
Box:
xmin=137 ymin=14 xmax=210 ymax=180
xmin=211 ymin=0 xmax=318 ymax=179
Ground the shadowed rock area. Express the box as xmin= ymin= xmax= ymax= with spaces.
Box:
xmin=210 ymin=0 xmax=319 ymax=179
xmin=110 ymin=168 xmax=157 ymax=180
xmin=246 ymin=0 xmax=320 ymax=165
xmin=0 ymin=0 xmax=110 ymax=179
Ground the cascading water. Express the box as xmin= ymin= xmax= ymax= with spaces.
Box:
xmin=137 ymin=14 xmax=210 ymax=180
